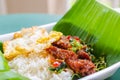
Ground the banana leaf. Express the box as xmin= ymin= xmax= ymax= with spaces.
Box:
xmin=0 ymin=42 xmax=3 ymax=52
xmin=0 ymin=51 xmax=10 ymax=71
xmin=53 ymin=0 xmax=120 ymax=66
xmin=0 ymin=70 xmax=29 ymax=80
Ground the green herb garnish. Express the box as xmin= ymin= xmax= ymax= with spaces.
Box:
xmin=72 ymin=74 xmax=81 ymax=80
xmin=94 ymin=56 xmax=107 ymax=71
xmin=49 ymin=62 xmax=67 ymax=73
xmin=70 ymin=39 xmax=82 ymax=53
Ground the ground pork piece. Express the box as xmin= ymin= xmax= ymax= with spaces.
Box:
xmin=46 ymin=46 xmax=77 ymax=60
xmin=77 ymin=50 xmax=91 ymax=60
xmin=52 ymin=36 xmax=71 ymax=49
xmin=66 ymin=59 xmax=95 ymax=76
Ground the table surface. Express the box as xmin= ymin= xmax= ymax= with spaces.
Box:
xmin=0 ymin=14 xmax=61 ymax=34
xmin=0 ymin=14 xmax=120 ymax=80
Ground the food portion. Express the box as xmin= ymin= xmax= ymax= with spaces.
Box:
xmin=46 ymin=36 xmax=95 ymax=76
xmin=2 ymin=27 xmax=106 ymax=80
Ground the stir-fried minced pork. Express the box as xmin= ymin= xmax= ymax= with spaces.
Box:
xmin=52 ymin=36 xmax=71 ymax=49
xmin=46 ymin=35 xmax=96 ymax=76
xmin=47 ymin=46 xmax=77 ymax=60
xmin=52 ymin=36 xmax=91 ymax=60
xmin=77 ymin=50 xmax=91 ymax=60
xmin=66 ymin=59 xmax=95 ymax=76
xmin=46 ymin=46 xmax=95 ymax=76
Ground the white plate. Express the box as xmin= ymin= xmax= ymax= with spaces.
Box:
xmin=0 ymin=22 xmax=120 ymax=80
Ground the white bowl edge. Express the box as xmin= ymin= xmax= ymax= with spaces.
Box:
xmin=0 ymin=22 xmax=120 ymax=80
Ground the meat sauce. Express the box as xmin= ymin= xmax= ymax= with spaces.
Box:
xmin=46 ymin=35 xmax=95 ymax=77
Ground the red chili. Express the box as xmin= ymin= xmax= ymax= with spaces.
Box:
xmin=53 ymin=61 xmax=61 ymax=68
xmin=74 ymin=37 xmax=80 ymax=42
xmin=67 ymin=35 xmax=71 ymax=40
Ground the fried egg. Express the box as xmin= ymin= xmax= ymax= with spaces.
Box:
xmin=3 ymin=27 xmax=63 ymax=60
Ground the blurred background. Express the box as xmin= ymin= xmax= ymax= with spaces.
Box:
xmin=0 ymin=0 xmax=120 ymax=15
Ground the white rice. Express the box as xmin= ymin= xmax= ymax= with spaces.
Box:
xmin=9 ymin=53 xmax=73 ymax=80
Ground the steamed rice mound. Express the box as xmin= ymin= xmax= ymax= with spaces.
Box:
xmin=9 ymin=53 xmax=73 ymax=80
xmin=3 ymin=27 xmax=73 ymax=80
